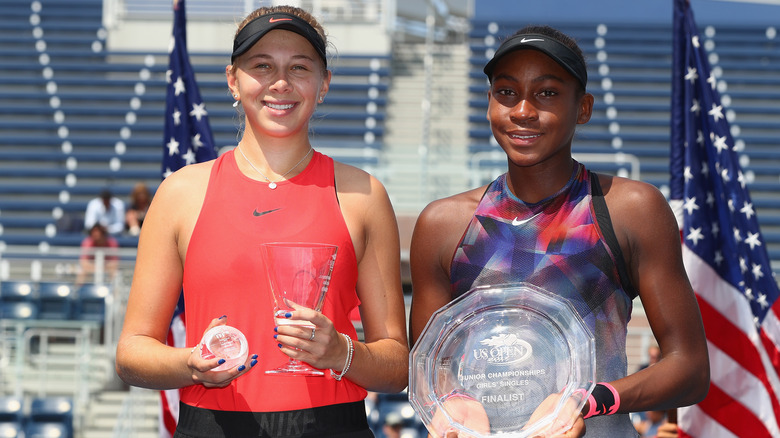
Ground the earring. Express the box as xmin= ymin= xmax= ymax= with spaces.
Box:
xmin=232 ymin=94 xmax=240 ymax=108
xmin=318 ymin=97 xmax=324 ymax=103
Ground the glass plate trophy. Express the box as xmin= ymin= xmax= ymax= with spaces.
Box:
xmin=261 ymin=242 xmax=338 ymax=376
xmin=410 ymin=283 xmax=595 ymax=438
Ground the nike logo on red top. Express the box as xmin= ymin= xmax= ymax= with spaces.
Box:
xmin=269 ymin=17 xmax=293 ymax=23
xmin=253 ymin=208 xmax=281 ymax=217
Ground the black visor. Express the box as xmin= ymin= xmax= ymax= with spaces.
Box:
xmin=231 ymin=12 xmax=327 ymax=67
xmin=483 ymin=33 xmax=587 ymax=89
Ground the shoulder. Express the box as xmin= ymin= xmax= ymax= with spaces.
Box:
xmin=417 ymin=186 xmax=485 ymax=231
xmin=597 ymin=173 xmax=670 ymax=215
xmin=155 ymin=161 xmax=214 ymax=201
xmin=412 ymin=186 xmax=486 ymax=258
xmin=333 ymin=160 xmax=385 ymax=195
xmin=596 ymin=173 xmax=680 ymax=259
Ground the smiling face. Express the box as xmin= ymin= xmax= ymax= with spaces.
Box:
xmin=486 ymin=49 xmax=593 ymax=170
xmin=227 ymin=29 xmax=330 ymax=142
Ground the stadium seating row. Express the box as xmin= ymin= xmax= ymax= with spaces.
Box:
xmin=0 ymin=395 xmax=74 ymax=438
xmin=0 ymin=281 xmax=109 ymax=322
xmin=0 ymin=0 xmax=391 ymax=247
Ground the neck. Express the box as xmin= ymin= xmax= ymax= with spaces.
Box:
xmin=235 ymin=141 xmax=314 ymax=182
xmin=505 ymin=158 xmax=576 ymax=204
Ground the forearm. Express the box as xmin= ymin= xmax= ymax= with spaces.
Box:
xmin=339 ymin=337 xmax=409 ymax=393
xmin=609 ymin=352 xmax=709 ymax=414
xmin=115 ymin=335 xmax=195 ymax=390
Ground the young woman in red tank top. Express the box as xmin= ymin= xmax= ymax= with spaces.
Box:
xmin=116 ymin=6 xmax=408 ymax=437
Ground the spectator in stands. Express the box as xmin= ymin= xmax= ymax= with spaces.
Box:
xmin=116 ymin=5 xmax=408 ymax=437
xmin=76 ymin=223 xmax=119 ymax=285
xmin=83 ymin=188 xmax=125 ymax=235
xmin=409 ymin=25 xmax=709 ymax=437
xmin=381 ymin=412 xmax=404 ymax=438
xmin=637 ymin=344 xmax=661 ymax=372
xmin=125 ymin=182 xmax=151 ymax=236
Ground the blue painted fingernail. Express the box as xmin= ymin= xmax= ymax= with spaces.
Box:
xmin=274 ymin=327 xmax=278 ymax=332
xmin=284 ymin=312 xmax=292 ymax=318
xmin=252 ymin=354 xmax=258 ymax=359
xmin=218 ymin=359 xmax=226 ymax=365
xmin=218 ymin=315 xmax=226 ymax=319
xmin=278 ymin=343 xmax=283 ymax=348
xmin=238 ymin=365 xmax=246 ymax=372
xmin=250 ymin=359 xmax=257 ymax=367
xmin=273 ymin=334 xmax=278 ymax=339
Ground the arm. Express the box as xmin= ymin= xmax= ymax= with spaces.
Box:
xmin=345 ymin=172 xmax=409 ymax=392
xmin=602 ymin=177 xmax=709 ymax=413
xmin=280 ymin=165 xmax=408 ymax=392
xmin=409 ymin=190 xmax=481 ymax=346
xmin=83 ymin=199 xmax=98 ymax=230
xmin=107 ymin=199 xmax=126 ymax=235
xmin=115 ymin=164 xmax=254 ymax=390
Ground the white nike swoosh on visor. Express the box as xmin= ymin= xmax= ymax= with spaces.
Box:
xmin=520 ymin=38 xmax=544 ymax=43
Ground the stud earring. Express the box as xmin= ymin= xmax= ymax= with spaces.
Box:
xmin=318 ymin=97 xmax=324 ymax=103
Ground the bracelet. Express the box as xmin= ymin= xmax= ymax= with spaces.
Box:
xmin=583 ymin=382 xmax=621 ymax=419
xmin=330 ymin=333 xmax=353 ymax=381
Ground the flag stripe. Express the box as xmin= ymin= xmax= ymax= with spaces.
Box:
xmin=705 ymin=339 xmax=780 ymax=436
xmin=696 ymin=384 xmax=771 ymax=437
xmin=679 ymin=405 xmax=738 ymax=438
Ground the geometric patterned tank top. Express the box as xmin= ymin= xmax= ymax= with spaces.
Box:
xmin=450 ymin=162 xmax=639 ymax=436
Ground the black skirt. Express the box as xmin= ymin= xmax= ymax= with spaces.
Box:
xmin=173 ymin=400 xmax=375 ymax=438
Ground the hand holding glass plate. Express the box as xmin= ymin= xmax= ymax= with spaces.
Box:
xmin=409 ymin=283 xmax=595 ymax=437
xmin=261 ymin=242 xmax=338 ymax=376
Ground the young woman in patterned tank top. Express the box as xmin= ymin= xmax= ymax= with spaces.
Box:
xmin=409 ymin=25 xmax=709 ymax=437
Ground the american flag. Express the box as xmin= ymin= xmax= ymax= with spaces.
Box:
xmin=162 ymin=0 xmax=216 ymax=179
xmin=669 ymin=0 xmax=780 ymax=436
xmin=160 ymin=0 xmax=216 ymax=436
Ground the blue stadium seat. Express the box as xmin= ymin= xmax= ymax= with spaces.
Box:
xmin=0 ymin=301 xmax=39 ymax=320
xmin=24 ymin=422 xmax=70 ymax=438
xmin=29 ymin=397 xmax=73 ymax=438
xmin=0 ymin=396 xmax=24 ymax=423
xmin=374 ymin=392 xmax=421 ymax=431
xmin=36 ymin=282 xmax=75 ymax=320
xmin=0 ymin=421 xmax=23 ymax=438
xmin=0 ymin=281 xmax=36 ymax=303
xmin=74 ymin=284 xmax=111 ymax=322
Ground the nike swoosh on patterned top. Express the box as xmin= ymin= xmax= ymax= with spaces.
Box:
xmin=512 ymin=212 xmax=541 ymax=226
xmin=253 ymin=208 xmax=281 ymax=217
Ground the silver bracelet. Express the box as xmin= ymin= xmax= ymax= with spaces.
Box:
xmin=330 ymin=333 xmax=353 ymax=381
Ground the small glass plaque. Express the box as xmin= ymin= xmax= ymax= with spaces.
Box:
xmin=410 ymin=283 xmax=595 ymax=437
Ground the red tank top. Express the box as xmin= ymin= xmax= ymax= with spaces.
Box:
xmin=180 ymin=150 xmax=366 ymax=412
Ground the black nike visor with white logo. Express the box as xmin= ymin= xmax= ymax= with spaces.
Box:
xmin=231 ymin=12 xmax=327 ymax=67
xmin=483 ymin=33 xmax=587 ymax=89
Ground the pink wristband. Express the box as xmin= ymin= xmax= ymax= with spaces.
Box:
xmin=582 ymin=382 xmax=620 ymax=419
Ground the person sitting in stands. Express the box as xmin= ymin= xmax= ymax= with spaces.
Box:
xmin=76 ymin=223 xmax=119 ymax=285
xmin=125 ymin=182 xmax=152 ymax=236
xmin=84 ymin=188 xmax=126 ymax=236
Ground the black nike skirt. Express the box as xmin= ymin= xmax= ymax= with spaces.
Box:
xmin=173 ymin=400 xmax=375 ymax=438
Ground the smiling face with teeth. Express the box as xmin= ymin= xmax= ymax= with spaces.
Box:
xmin=486 ymin=49 xmax=593 ymax=173
xmin=227 ymin=29 xmax=330 ymax=144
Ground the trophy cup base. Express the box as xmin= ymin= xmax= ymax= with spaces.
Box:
xmin=265 ymin=364 xmax=325 ymax=377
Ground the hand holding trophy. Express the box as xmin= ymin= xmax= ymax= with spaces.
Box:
xmin=261 ymin=242 xmax=338 ymax=376
xmin=410 ymin=283 xmax=595 ymax=437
